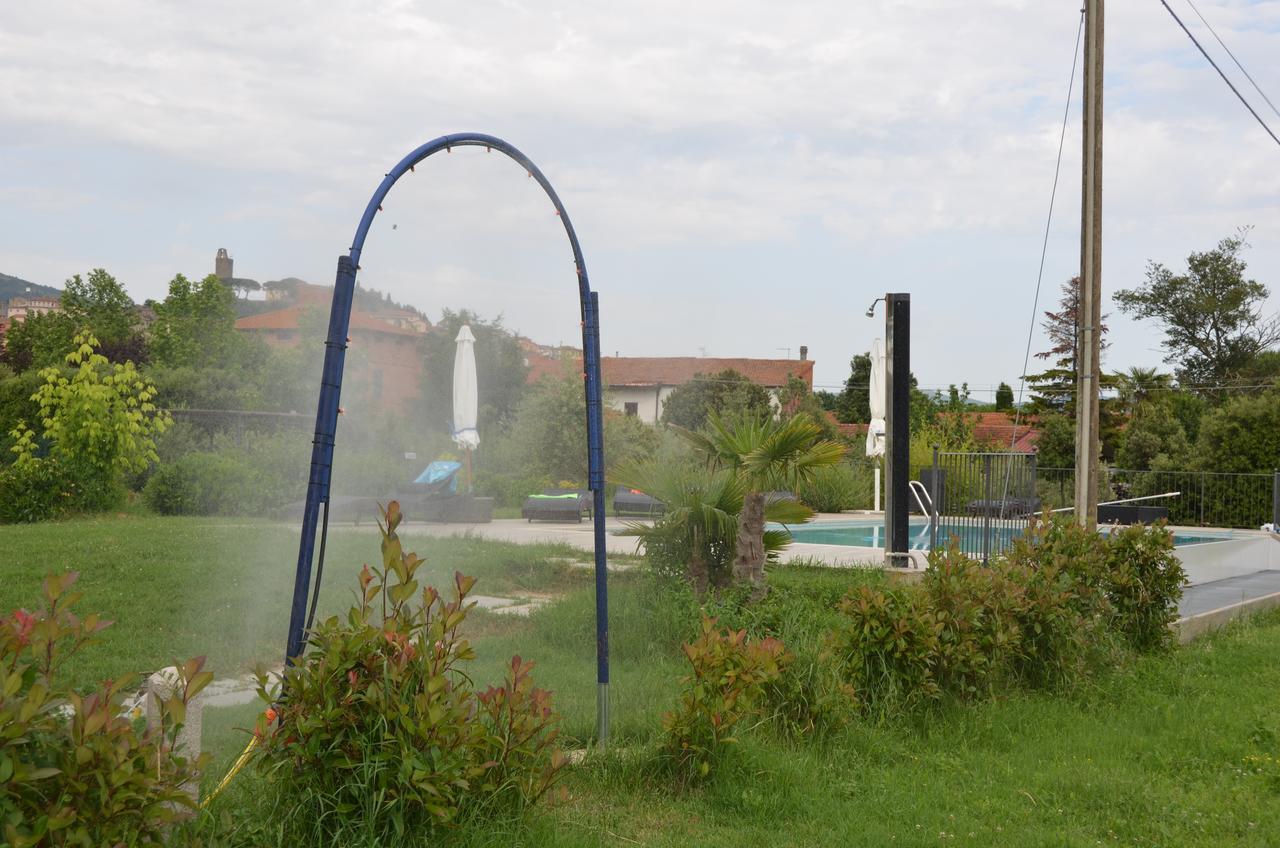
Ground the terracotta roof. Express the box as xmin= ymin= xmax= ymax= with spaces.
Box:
xmin=235 ymin=305 xmax=422 ymax=337
xmin=601 ymin=357 xmax=813 ymax=389
xmin=943 ymin=411 xmax=1041 ymax=452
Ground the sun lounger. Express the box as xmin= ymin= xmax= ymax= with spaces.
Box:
xmin=521 ymin=489 xmax=592 ymax=522
xmin=613 ymin=486 xmax=665 ymax=517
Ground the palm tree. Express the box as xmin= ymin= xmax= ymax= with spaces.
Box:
xmin=677 ymin=411 xmax=846 ymax=600
xmin=618 ymin=462 xmax=805 ymax=596
xmin=1114 ymin=366 xmax=1172 ymax=414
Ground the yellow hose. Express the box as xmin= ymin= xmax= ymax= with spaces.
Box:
xmin=200 ymin=734 xmax=260 ymax=809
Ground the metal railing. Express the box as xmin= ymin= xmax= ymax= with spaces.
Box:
xmin=927 ymin=450 xmax=1039 ymax=562
xmin=1036 ymin=467 xmax=1277 ymax=529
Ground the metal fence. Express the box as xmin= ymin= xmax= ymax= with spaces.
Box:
xmin=923 ymin=451 xmax=1039 ymax=562
xmin=1036 ymin=467 xmax=1278 ymax=530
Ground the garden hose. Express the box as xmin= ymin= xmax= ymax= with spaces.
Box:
xmin=199 ymin=705 xmax=276 ymax=809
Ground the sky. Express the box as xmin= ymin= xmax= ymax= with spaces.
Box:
xmin=2 ymin=0 xmax=1279 ymax=398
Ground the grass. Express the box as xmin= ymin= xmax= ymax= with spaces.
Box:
xmin=6 ymin=514 xmax=1280 ymax=846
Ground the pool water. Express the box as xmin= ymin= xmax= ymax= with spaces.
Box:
xmin=782 ymin=520 xmax=1233 ymax=550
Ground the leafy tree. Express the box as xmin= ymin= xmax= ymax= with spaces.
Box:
xmin=418 ymin=310 xmax=528 ymax=436
xmin=1188 ymin=381 xmax=1280 ymax=473
xmin=9 ymin=333 xmax=170 ymax=511
xmin=1113 ymin=366 xmax=1173 ymax=416
xmin=149 ymin=273 xmax=257 ymax=369
xmin=1025 ymin=276 xmax=1109 ymax=414
xmin=777 ymin=375 xmax=839 ymax=440
xmin=995 ymin=382 xmax=1014 ymax=411
xmin=659 ymin=369 xmax=772 ymax=430
xmin=678 ymin=412 xmax=845 ymax=600
xmin=61 ymin=268 xmax=141 ymax=358
xmin=0 ymin=310 xmax=76 ymax=372
xmin=1116 ymin=401 xmax=1189 ymax=470
xmin=1034 ymin=412 xmax=1075 ymax=469
xmin=1115 ymin=231 xmax=1280 ymax=388
xmin=229 ymin=277 xmax=261 ymax=300
xmin=814 ymin=389 xmax=839 ymax=412
xmin=835 ymin=353 xmax=872 ymax=423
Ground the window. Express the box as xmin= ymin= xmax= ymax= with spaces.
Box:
xmin=624 ymin=402 xmax=639 ymax=417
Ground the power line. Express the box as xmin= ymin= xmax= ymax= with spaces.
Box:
xmin=1182 ymin=0 xmax=1280 ymax=121
xmin=1157 ymin=0 xmax=1280 ymax=148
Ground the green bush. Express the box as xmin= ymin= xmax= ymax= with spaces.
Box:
xmin=1 ymin=572 xmax=211 ymax=846
xmin=1104 ymin=523 xmax=1186 ymax=652
xmin=796 ymin=462 xmax=871 ymax=513
xmin=662 ymin=615 xmax=791 ymax=782
xmin=0 ymin=458 xmax=80 ymax=524
xmin=251 ymin=502 xmax=564 ymax=839
xmin=827 ymin=585 xmax=941 ymax=715
xmin=144 ymin=452 xmax=260 ymax=516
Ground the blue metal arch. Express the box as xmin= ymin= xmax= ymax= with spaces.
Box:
xmin=286 ymin=132 xmax=611 ymax=741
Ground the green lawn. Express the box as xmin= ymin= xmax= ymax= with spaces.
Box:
xmin=5 ymin=515 xmax=1280 ymax=846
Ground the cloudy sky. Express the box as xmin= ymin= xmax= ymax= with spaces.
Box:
xmin=2 ymin=0 xmax=1278 ymax=396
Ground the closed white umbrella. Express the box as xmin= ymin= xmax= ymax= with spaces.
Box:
xmin=866 ymin=338 xmax=886 ymax=458
xmin=867 ymin=338 xmax=886 ymax=512
xmin=453 ymin=325 xmax=480 ymax=490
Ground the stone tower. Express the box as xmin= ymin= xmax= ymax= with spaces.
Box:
xmin=215 ymin=248 xmax=233 ymax=280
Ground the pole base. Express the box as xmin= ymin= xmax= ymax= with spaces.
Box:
xmin=596 ymin=683 xmax=610 ymax=748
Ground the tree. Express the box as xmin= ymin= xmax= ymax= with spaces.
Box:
xmin=1113 ymin=366 xmax=1173 ymax=416
xmin=61 ymin=269 xmax=140 ymax=358
xmin=1115 ymin=231 xmax=1280 ymax=388
xmin=149 ymin=273 xmax=255 ymax=369
xmin=995 ymin=382 xmax=1014 ymax=411
xmin=659 ymin=369 xmax=772 ymax=430
xmin=418 ymin=310 xmax=528 ymax=436
xmin=0 ymin=310 xmax=76 ymax=372
xmin=835 ymin=353 xmax=872 ymax=423
xmin=1116 ymin=401 xmax=1190 ymax=470
xmin=1034 ymin=412 xmax=1075 ymax=469
xmin=1188 ymin=380 xmax=1280 ymax=473
xmin=1025 ymin=276 xmax=1109 ymax=414
xmin=678 ymin=412 xmax=845 ymax=600
xmin=777 ymin=374 xmax=839 ymax=440
xmin=9 ymin=333 xmax=170 ymax=510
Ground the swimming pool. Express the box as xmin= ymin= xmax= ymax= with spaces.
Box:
xmin=781 ymin=519 xmax=1233 ymax=551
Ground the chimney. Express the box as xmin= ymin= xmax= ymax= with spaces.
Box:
xmin=799 ymin=345 xmax=808 ymax=361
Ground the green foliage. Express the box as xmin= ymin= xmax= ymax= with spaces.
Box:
xmin=61 ymin=269 xmax=137 ymax=348
xmin=659 ymin=369 xmax=773 ymax=430
xmin=835 ymin=353 xmax=872 ymax=424
xmin=9 ymin=333 xmax=169 ymax=516
xmin=795 ymin=461 xmax=872 ymax=513
xmin=0 ymin=311 xmax=77 ymax=373
xmin=1190 ymin=381 xmax=1280 ymax=473
xmin=254 ymin=503 xmax=565 ymax=838
xmin=662 ymin=615 xmax=791 ymax=781
xmin=1104 ymin=523 xmax=1186 ymax=653
xmin=0 ymin=457 xmax=80 ymax=524
xmin=995 ymin=382 xmax=1014 ymax=410
xmin=1033 ymin=411 xmax=1075 ymax=469
xmin=777 ymin=374 xmax=838 ymax=440
xmin=149 ymin=273 xmax=258 ymax=369
xmin=143 ymin=451 xmax=260 ymax=516
xmin=620 ymin=462 xmax=799 ymax=593
xmin=828 ymin=585 xmax=940 ymax=714
xmin=1116 ymin=400 xmax=1190 ymax=470
xmin=1116 ymin=230 xmax=1279 ymax=386
xmin=0 ymin=571 xmax=211 ymax=846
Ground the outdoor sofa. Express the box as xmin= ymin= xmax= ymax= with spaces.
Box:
xmin=521 ymin=489 xmax=593 ymax=522
xmin=612 ymin=486 xmax=665 ymax=517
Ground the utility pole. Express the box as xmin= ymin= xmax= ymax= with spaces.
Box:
xmin=1075 ymin=0 xmax=1104 ymax=529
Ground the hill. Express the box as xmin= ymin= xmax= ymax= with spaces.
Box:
xmin=0 ymin=273 xmax=61 ymax=302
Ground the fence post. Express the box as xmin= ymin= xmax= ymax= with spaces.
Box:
xmin=1272 ymin=470 xmax=1279 ymax=530
xmin=982 ymin=454 xmax=992 ymax=565
xmin=1199 ymin=473 xmax=1206 ymax=526
xmin=930 ymin=446 xmax=940 ymax=552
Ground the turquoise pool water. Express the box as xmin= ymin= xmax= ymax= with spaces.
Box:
xmin=782 ymin=520 xmax=1233 ymax=550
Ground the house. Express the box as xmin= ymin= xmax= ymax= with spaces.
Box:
xmin=967 ymin=412 xmax=1041 ymax=452
xmin=235 ymin=304 xmax=428 ymax=415
xmin=4 ymin=295 xmax=61 ymax=323
xmin=600 ymin=355 xmax=815 ymax=424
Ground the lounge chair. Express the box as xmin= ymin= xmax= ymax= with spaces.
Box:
xmin=1097 ymin=504 xmax=1169 ymax=525
xmin=613 ymin=486 xmax=665 ymax=517
xmin=521 ymin=488 xmax=592 ymax=522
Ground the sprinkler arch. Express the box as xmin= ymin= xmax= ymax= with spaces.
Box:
xmin=287 ymin=133 xmax=611 ymax=742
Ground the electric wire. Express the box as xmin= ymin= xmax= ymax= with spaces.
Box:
xmin=304 ymin=496 xmax=330 ymax=637
xmin=1158 ymin=0 xmax=1280 ymax=148
xmin=1181 ymin=0 xmax=1280 ymax=121
xmin=998 ymin=8 xmax=1085 ymax=513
